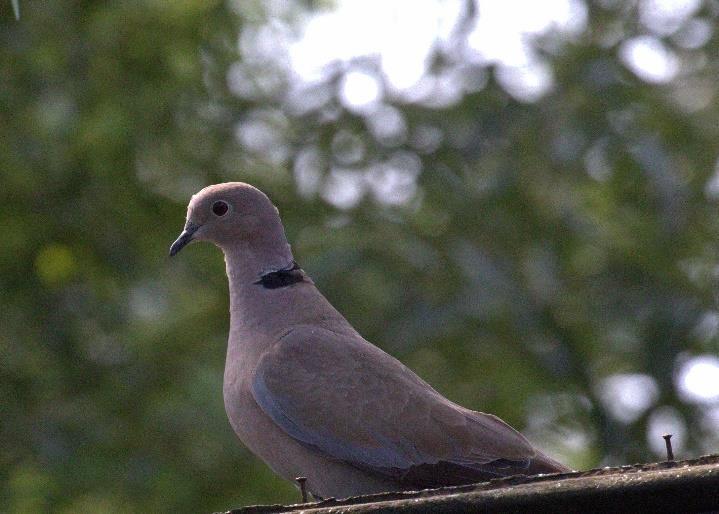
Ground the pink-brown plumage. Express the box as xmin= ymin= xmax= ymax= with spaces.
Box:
xmin=170 ymin=182 xmax=570 ymax=499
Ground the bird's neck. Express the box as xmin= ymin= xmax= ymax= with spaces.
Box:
xmin=223 ymin=240 xmax=293 ymax=282
xmin=221 ymin=242 xmax=355 ymax=354
xmin=223 ymin=241 xmax=294 ymax=313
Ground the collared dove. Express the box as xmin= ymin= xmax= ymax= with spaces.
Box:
xmin=170 ymin=182 xmax=570 ymax=499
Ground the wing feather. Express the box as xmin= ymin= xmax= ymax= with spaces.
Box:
xmin=251 ymin=326 xmax=539 ymax=486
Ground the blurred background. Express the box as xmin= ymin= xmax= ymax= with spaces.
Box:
xmin=2 ymin=0 xmax=719 ymax=512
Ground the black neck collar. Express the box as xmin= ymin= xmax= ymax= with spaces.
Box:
xmin=254 ymin=261 xmax=305 ymax=289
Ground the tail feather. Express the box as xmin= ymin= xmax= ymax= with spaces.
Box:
xmin=527 ymin=450 xmax=573 ymax=475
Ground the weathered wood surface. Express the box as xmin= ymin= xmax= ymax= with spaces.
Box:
xmin=220 ymin=454 xmax=719 ymax=514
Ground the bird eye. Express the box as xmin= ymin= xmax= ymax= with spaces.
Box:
xmin=212 ymin=200 xmax=229 ymax=217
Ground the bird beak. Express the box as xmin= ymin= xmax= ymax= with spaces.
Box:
xmin=169 ymin=221 xmax=201 ymax=257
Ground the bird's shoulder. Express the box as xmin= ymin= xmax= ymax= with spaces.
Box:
xmin=259 ymin=324 xmax=431 ymax=392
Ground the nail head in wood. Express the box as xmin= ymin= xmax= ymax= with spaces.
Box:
xmin=295 ymin=476 xmax=308 ymax=503
xmin=662 ymin=433 xmax=674 ymax=461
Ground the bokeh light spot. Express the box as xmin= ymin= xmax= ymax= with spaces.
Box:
xmin=35 ymin=244 xmax=77 ymax=287
xmin=339 ymin=71 xmax=382 ymax=112
xmin=598 ymin=373 xmax=659 ymax=424
xmin=676 ymin=355 xmax=719 ymax=404
xmin=619 ymin=36 xmax=679 ymax=84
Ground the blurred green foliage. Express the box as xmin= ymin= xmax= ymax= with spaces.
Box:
xmin=2 ymin=0 xmax=719 ymax=512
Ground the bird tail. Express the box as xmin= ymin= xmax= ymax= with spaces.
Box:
xmin=527 ymin=450 xmax=573 ymax=475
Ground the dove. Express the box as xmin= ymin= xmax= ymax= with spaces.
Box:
xmin=169 ymin=182 xmax=570 ymax=500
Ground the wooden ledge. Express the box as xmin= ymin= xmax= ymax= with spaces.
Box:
xmin=222 ymin=454 xmax=719 ymax=514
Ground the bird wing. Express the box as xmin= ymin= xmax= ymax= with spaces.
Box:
xmin=251 ymin=325 xmax=539 ymax=487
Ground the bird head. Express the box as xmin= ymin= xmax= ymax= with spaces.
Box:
xmin=169 ymin=182 xmax=286 ymax=257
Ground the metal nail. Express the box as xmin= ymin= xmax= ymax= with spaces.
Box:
xmin=662 ymin=433 xmax=674 ymax=461
xmin=295 ymin=476 xmax=308 ymax=503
